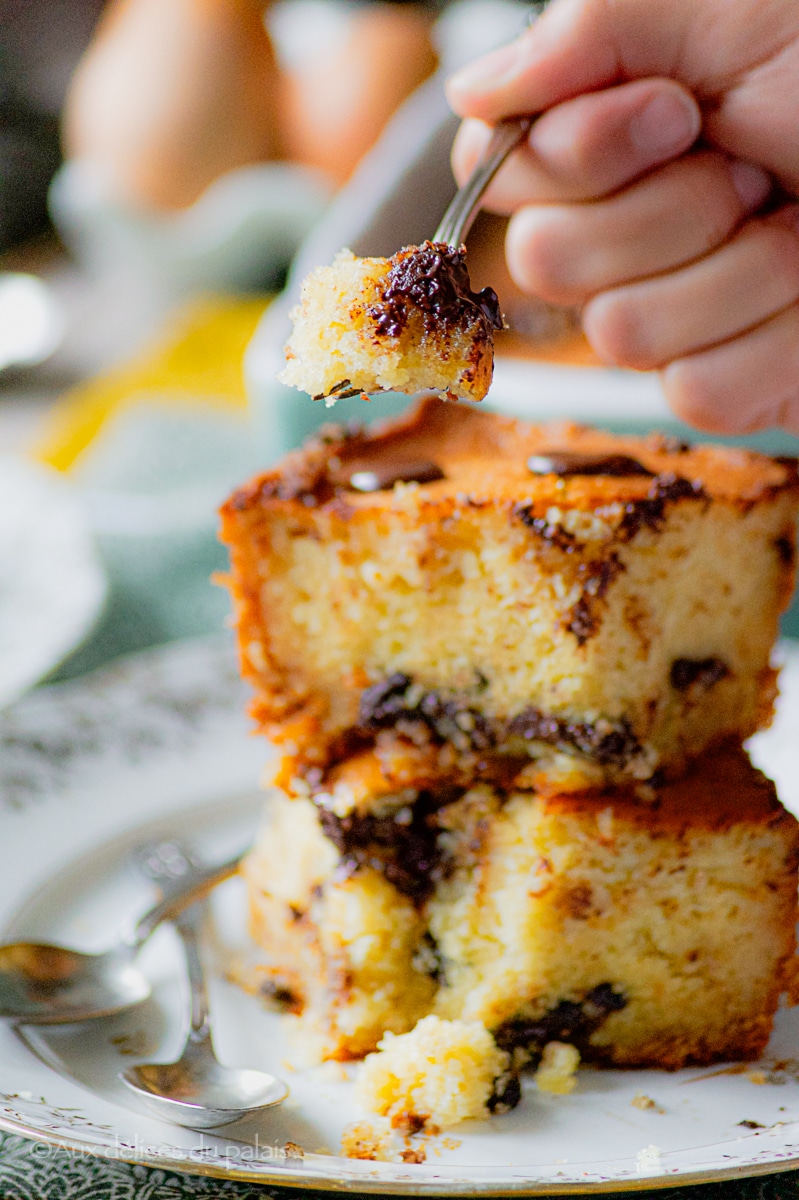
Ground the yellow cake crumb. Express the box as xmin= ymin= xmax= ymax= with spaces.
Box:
xmin=534 ymin=1041 xmax=580 ymax=1094
xmin=340 ymin=1117 xmax=396 ymax=1161
xmin=356 ymin=1015 xmax=510 ymax=1129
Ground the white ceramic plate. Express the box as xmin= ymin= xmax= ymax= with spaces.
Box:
xmin=0 ymin=457 xmax=106 ymax=709
xmin=2 ymin=635 xmax=799 ymax=1195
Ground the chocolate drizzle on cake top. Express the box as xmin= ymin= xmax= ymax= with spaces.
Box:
xmin=371 ymin=241 xmax=503 ymax=339
xmin=527 ymin=452 xmax=655 ymax=478
xmin=348 ymin=459 xmax=445 ymax=492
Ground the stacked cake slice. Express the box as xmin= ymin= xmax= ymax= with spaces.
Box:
xmin=220 ymin=397 xmax=799 ymax=1085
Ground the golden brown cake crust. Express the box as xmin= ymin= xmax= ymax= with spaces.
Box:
xmin=275 ymin=741 xmax=793 ymax=834
xmin=547 ymin=745 xmax=789 ymax=832
xmin=224 ymin=395 xmax=799 ymax=519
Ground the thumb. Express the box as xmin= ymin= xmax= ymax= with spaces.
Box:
xmin=446 ymin=0 xmax=694 ymax=123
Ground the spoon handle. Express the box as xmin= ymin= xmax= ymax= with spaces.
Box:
xmin=174 ymin=904 xmax=214 ymax=1052
xmin=125 ymin=847 xmax=244 ymax=953
xmin=433 ymin=115 xmax=534 ymax=247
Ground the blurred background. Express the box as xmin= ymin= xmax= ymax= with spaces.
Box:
xmin=0 ymin=0 xmax=796 ymax=713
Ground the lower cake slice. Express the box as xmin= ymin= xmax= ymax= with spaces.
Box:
xmin=242 ymin=745 xmax=799 ymax=1069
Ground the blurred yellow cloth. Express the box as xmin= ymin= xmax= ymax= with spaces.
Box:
xmin=35 ymin=294 xmax=269 ymax=472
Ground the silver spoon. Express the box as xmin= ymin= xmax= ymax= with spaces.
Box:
xmin=434 ymin=115 xmax=534 ymax=247
xmin=0 ymin=849 xmax=243 ymax=1024
xmin=119 ymin=845 xmax=287 ymax=1128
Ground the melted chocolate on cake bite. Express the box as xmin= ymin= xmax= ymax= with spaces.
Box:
xmin=371 ymin=241 xmax=503 ymax=339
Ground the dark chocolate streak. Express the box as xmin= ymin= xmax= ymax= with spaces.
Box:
xmin=413 ymin=931 xmax=446 ymax=984
xmin=506 ymin=707 xmax=640 ymax=766
xmin=493 ymin=984 xmax=627 ymax=1065
xmin=358 ymin=674 xmax=642 ymax=767
xmin=348 ymin=459 xmax=445 ymax=492
xmin=487 ymin=1071 xmax=522 ymax=1114
xmin=565 ymin=554 xmax=624 ymax=645
xmin=776 ymin=535 xmax=796 ymax=567
xmin=513 ymin=506 xmax=578 ymax=552
xmin=359 ymin=673 xmax=496 ymax=752
xmin=259 ymin=977 xmax=303 ymax=1014
xmin=670 ymin=657 xmax=730 ymax=691
xmin=317 ymin=790 xmax=457 ymax=904
xmin=370 ymin=241 xmax=503 ymax=339
xmin=527 ymin=452 xmax=654 ymax=478
xmin=515 ymin=472 xmax=708 ymax=548
xmin=619 ymin=473 xmax=707 ymax=537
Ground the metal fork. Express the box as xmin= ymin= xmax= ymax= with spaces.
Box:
xmin=434 ymin=115 xmax=534 ymax=246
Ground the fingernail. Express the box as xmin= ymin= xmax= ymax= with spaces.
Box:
xmin=630 ymin=91 xmax=700 ymax=156
xmin=448 ymin=40 xmax=522 ymax=96
xmin=730 ymin=160 xmax=772 ymax=210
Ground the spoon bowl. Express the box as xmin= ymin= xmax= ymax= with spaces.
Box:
xmin=118 ymin=892 xmax=288 ymax=1129
xmin=0 ymin=851 xmax=242 ymax=1024
xmin=0 ymin=943 xmax=149 ymax=1025
xmin=120 ymin=1056 xmax=288 ymax=1128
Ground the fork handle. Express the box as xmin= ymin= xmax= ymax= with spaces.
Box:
xmin=125 ymin=851 xmax=243 ymax=953
xmin=433 ymin=115 xmax=534 ymax=247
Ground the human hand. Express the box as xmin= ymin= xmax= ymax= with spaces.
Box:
xmin=447 ymin=0 xmax=799 ymax=435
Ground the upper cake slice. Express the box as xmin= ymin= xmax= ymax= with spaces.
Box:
xmin=278 ymin=242 xmax=502 ymax=404
xmin=220 ymin=397 xmax=799 ymax=792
